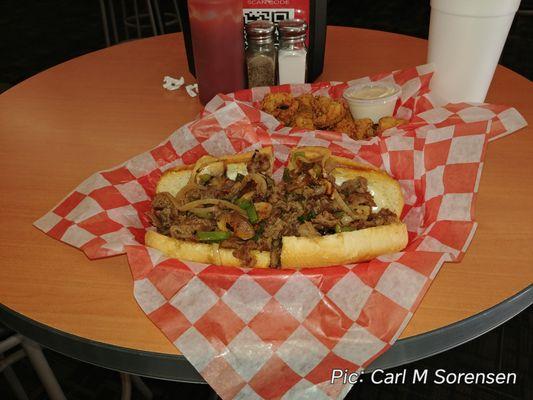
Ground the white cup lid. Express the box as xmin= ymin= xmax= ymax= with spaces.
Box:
xmin=431 ymin=0 xmax=520 ymax=17
xmin=343 ymin=82 xmax=402 ymax=104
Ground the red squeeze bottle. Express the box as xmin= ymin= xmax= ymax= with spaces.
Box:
xmin=188 ymin=0 xmax=246 ymax=104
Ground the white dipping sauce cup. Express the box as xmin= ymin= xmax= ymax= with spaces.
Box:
xmin=428 ymin=0 xmax=521 ymax=103
xmin=343 ymin=82 xmax=402 ymax=123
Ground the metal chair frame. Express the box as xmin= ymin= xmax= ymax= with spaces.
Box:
xmin=1 ymin=332 xmax=66 ymax=400
xmin=99 ymin=0 xmax=182 ymax=46
xmin=1 ymin=328 xmax=154 ymax=400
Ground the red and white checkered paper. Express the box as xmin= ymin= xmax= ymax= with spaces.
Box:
xmin=35 ymin=64 xmax=526 ymax=400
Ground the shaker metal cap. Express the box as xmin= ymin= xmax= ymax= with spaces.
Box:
xmin=278 ymin=19 xmax=308 ymax=37
xmin=246 ymin=20 xmax=275 ymax=40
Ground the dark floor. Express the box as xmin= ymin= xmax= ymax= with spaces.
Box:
xmin=1 ymin=1 xmax=532 ymax=399
xmin=1 ymin=306 xmax=531 ymax=400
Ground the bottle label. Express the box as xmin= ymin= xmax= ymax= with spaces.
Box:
xmin=243 ymin=0 xmax=310 ymax=46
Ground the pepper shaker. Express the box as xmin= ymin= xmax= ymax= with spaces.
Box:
xmin=245 ymin=21 xmax=276 ymax=88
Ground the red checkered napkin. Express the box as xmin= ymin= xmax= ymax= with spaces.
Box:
xmin=34 ymin=65 xmax=526 ymax=400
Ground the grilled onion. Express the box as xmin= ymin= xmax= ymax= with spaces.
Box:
xmin=353 ymin=205 xmax=371 ymax=219
xmin=298 ymin=221 xmax=320 ymax=237
xmin=255 ymin=202 xmax=273 ymax=220
xmin=169 ymin=225 xmax=192 ymax=240
xmin=189 ymin=207 xmax=216 ymax=219
xmin=228 ymin=173 xmax=268 ymax=199
xmin=323 ymin=157 xmax=338 ymax=174
xmin=217 ymin=214 xmax=230 ymax=231
xmin=178 ymin=199 xmax=247 ymax=217
xmin=250 ymin=173 xmax=268 ymax=195
xmin=187 ymin=156 xmax=221 ymax=185
xmin=174 ymin=182 xmax=206 ymax=205
xmin=340 ymin=213 xmax=354 ymax=225
xmin=332 ymin=190 xmax=357 ymax=219
xmin=227 ymin=212 xmax=255 ymax=240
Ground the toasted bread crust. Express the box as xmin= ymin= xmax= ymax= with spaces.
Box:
xmin=146 ymin=231 xmax=271 ymax=268
xmin=280 ymin=222 xmax=407 ymax=268
xmin=330 ymin=167 xmax=404 ymax=216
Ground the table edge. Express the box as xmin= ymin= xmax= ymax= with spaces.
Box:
xmin=366 ymin=284 xmax=532 ymax=372
xmin=1 ymin=285 xmax=530 ymax=382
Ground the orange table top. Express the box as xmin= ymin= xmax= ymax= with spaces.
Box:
xmin=0 ymin=27 xmax=531 ymax=357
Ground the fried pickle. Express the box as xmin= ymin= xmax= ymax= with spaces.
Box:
xmin=293 ymin=112 xmax=315 ymax=130
xmin=260 ymin=92 xmax=406 ymax=139
xmin=378 ymin=116 xmax=408 ymax=133
xmin=333 ymin=116 xmax=375 ymax=140
xmin=260 ymin=93 xmax=299 ymax=126
xmin=295 ymin=93 xmax=314 ymax=113
xmin=353 ymin=118 xmax=376 ymax=140
xmin=312 ymin=96 xmax=346 ymax=128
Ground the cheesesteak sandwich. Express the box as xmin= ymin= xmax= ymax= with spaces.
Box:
xmin=146 ymin=146 xmax=407 ymax=268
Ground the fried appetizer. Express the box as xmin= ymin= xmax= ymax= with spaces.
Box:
xmin=260 ymin=93 xmax=407 ymax=139
xmin=295 ymin=93 xmax=314 ymax=113
xmin=311 ymin=96 xmax=347 ymax=128
xmin=293 ymin=111 xmax=316 ymax=130
xmin=377 ymin=116 xmax=409 ymax=133
xmin=260 ymin=93 xmax=299 ymax=125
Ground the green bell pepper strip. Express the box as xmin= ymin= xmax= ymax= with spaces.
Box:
xmin=236 ymin=199 xmax=259 ymax=224
xmin=196 ymin=231 xmax=231 ymax=242
xmin=253 ymin=222 xmax=266 ymax=241
xmin=198 ymin=174 xmax=211 ymax=184
xmin=291 ymin=151 xmax=306 ymax=162
xmin=189 ymin=209 xmax=213 ymax=219
xmin=282 ymin=168 xmax=291 ymax=182
xmin=335 ymin=224 xmax=355 ymax=233
xmin=297 ymin=211 xmax=316 ymax=223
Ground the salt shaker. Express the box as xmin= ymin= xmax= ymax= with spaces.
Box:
xmin=245 ymin=21 xmax=276 ymax=88
xmin=277 ymin=19 xmax=308 ymax=85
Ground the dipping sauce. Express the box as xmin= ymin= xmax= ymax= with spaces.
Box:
xmin=343 ymin=82 xmax=402 ymax=123
xmin=346 ymin=84 xmax=398 ymax=100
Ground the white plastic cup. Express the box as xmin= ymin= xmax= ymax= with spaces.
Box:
xmin=428 ymin=0 xmax=521 ymax=103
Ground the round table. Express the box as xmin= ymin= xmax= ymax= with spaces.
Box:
xmin=0 ymin=27 xmax=532 ymax=382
